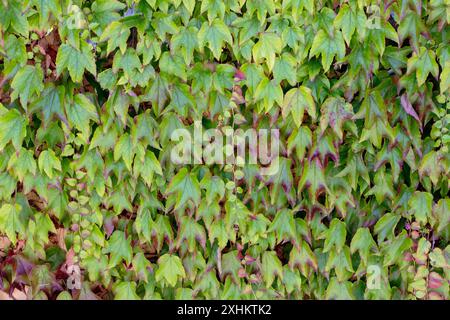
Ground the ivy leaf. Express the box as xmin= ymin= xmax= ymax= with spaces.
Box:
xmin=99 ymin=21 xmax=130 ymax=55
xmin=289 ymin=240 xmax=318 ymax=276
xmin=198 ymin=19 xmax=233 ymax=60
xmin=268 ymin=209 xmax=297 ymax=245
xmin=133 ymin=150 xmax=162 ymax=187
xmin=374 ymin=212 xmax=400 ymax=243
xmin=407 ymin=47 xmax=439 ymax=86
xmin=7 ymin=148 xmax=36 ymax=181
xmin=408 ymin=191 xmax=433 ymax=225
xmin=252 ymin=32 xmax=283 ymax=71
xmin=0 ymin=203 xmax=24 ymax=245
xmin=268 ymin=157 xmax=295 ymax=206
xmin=159 ymin=52 xmax=187 ymax=81
xmin=209 ymin=220 xmax=229 ymax=250
xmin=350 ymin=228 xmax=377 ymax=264
xmin=323 ymin=218 xmax=347 ymax=253
xmin=114 ymin=281 xmax=140 ymax=300
xmin=254 ymin=78 xmax=283 ymax=112
xmin=382 ymin=231 xmax=413 ymax=267
xmin=114 ymin=133 xmax=134 ymax=172
xmin=261 ymin=251 xmax=283 ymax=288
xmin=155 ymin=254 xmax=186 ymax=287
xmin=66 ymin=94 xmax=99 ymax=137
xmin=282 ymin=86 xmax=316 ymax=127
xmin=132 ymin=252 xmax=152 ymax=283
xmin=171 ymin=26 xmax=198 ymax=65
xmin=38 ymin=150 xmax=62 ymax=179
xmin=433 ymin=199 xmax=450 ymax=234
xmin=273 ymin=53 xmax=297 ymax=85
xmin=168 ymin=83 xmax=195 ymax=116
xmin=105 ymin=231 xmax=133 ymax=268
xmin=400 ymin=93 xmax=420 ymax=125
xmin=287 ymin=126 xmax=312 ymax=161
xmin=336 ymin=153 xmax=370 ymax=191
xmin=0 ymin=108 xmax=27 ymax=151
xmin=281 ymin=0 xmax=314 ymax=21
xmin=325 ymin=277 xmax=355 ymax=299
xmin=11 ymin=65 xmax=44 ymax=109
xmin=183 ymin=0 xmax=196 ymax=15
xmin=418 ymin=151 xmax=444 ymax=187
xmin=398 ymin=12 xmax=425 ymax=51
xmin=200 ymin=174 xmax=225 ymax=205
xmin=298 ymin=158 xmax=329 ymax=200
xmin=319 ymin=96 xmax=354 ymax=140
xmin=176 ymin=216 xmax=206 ymax=252
xmin=325 ymin=246 xmax=354 ymax=281
xmin=30 ymin=84 xmax=66 ymax=126
xmin=56 ymin=43 xmax=96 ymax=83
xmin=334 ymin=5 xmax=367 ymax=45
xmin=166 ymin=168 xmax=201 ymax=209
xmin=309 ymin=29 xmax=346 ymax=72
xmin=366 ymin=170 xmax=395 ymax=203
xmin=112 ymin=48 xmax=141 ymax=77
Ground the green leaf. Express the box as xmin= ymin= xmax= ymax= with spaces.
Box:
xmin=268 ymin=157 xmax=295 ymax=205
xmin=7 ymin=148 xmax=36 ymax=181
xmin=0 ymin=108 xmax=27 ymax=151
xmin=282 ymin=86 xmax=316 ymax=127
xmin=350 ymin=228 xmax=377 ymax=264
xmin=155 ymin=253 xmax=186 ymax=287
xmin=273 ymin=53 xmax=297 ymax=85
xmin=334 ymin=5 xmax=366 ymax=45
xmin=408 ymin=191 xmax=433 ymax=225
xmin=261 ymin=251 xmax=283 ymax=288
xmin=166 ymin=168 xmax=201 ymax=209
xmin=114 ymin=133 xmax=134 ymax=172
xmin=38 ymin=150 xmax=62 ymax=179
xmin=383 ymin=231 xmax=413 ymax=267
xmin=268 ymin=209 xmax=296 ymax=245
xmin=319 ymin=96 xmax=354 ymax=140
xmin=374 ymin=212 xmax=400 ymax=243
xmin=176 ymin=216 xmax=206 ymax=252
xmin=105 ymin=231 xmax=133 ymax=268
xmin=112 ymin=48 xmax=141 ymax=76
xmin=200 ymin=174 xmax=225 ymax=205
xmin=309 ymin=29 xmax=346 ymax=72
xmin=56 ymin=43 xmax=96 ymax=83
xmin=323 ymin=218 xmax=347 ymax=253
xmin=252 ymin=32 xmax=283 ymax=71
xmin=133 ymin=150 xmax=162 ymax=187
xmin=159 ymin=52 xmax=187 ymax=81
xmin=433 ymin=199 xmax=450 ymax=234
xmin=132 ymin=252 xmax=151 ymax=283
xmin=297 ymin=158 xmax=329 ymax=200
xmin=114 ymin=281 xmax=140 ymax=300
xmin=172 ymin=26 xmax=198 ymax=65
xmin=0 ymin=203 xmax=24 ymax=245
xmin=100 ymin=21 xmax=130 ymax=55
xmin=254 ymin=78 xmax=283 ymax=112
xmin=198 ymin=19 xmax=233 ymax=60
xmin=11 ymin=65 xmax=44 ymax=109
xmin=325 ymin=277 xmax=355 ymax=299
xmin=30 ymin=84 xmax=66 ymax=126
xmin=67 ymin=94 xmax=99 ymax=136
xmin=407 ymin=47 xmax=440 ymax=86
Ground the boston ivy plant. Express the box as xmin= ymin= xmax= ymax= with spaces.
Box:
xmin=0 ymin=0 xmax=449 ymax=300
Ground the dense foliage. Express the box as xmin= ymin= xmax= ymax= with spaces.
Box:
xmin=0 ymin=0 xmax=449 ymax=300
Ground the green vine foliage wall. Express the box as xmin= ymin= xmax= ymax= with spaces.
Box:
xmin=0 ymin=0 xmax=449 ymax=300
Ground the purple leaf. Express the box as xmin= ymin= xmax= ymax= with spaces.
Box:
xmin=400 ymin=94 xmax=421 ymax=125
